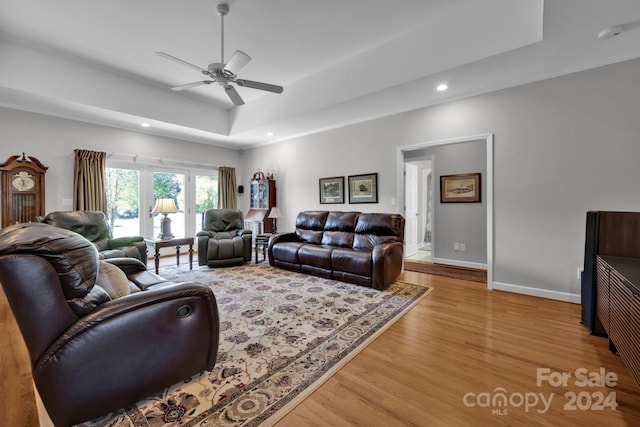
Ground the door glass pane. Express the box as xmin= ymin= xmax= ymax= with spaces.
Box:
xmin=106 ymin=167 xmax=140 ymax=238
xmin=195 ymin=175 xmax=218 ymax=231
xmin=153 ymin=172 xmax=185 ymax=238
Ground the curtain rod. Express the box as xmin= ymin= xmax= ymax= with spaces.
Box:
xmin=106 ymin=152 xmax=223 ymax=170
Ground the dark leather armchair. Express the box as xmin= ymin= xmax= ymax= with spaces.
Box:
xmin=0 ymin=223 xmax=219 ymax=426
xmin=197 ymin=209 xmax=252 ymax=267
xmin=37 ymin=210 xmax=148 ymax=265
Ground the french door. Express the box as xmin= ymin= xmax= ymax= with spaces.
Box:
xmin=107 ymin=161 xmax=219 ymax=239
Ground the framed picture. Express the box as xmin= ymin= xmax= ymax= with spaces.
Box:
xmin=348 ymin=173 xmax=378 ymax=204
xmin=440 ymin=173 xmax=481 ymax=203
xmin=319 ymin=176 xmax=345 ymax=204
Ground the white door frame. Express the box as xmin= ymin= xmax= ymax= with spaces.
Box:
xmin=396 ymin=134 xmax=494 ymax=290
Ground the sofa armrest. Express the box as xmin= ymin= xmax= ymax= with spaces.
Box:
xmin=268 ymin=232 xmax=299 ymax=245
xmin=371 ymin=241 xmax=404 ymax=290
xmin=104 ymin=257 xmax=166 ymax=290
xmin=107 ymin=237 xmax=147 ymax=265
xmin=35 ymin=283 xmax=219 ymax=426
xmin=108 ymin=236 xmax=144 ymax=247
xmin=238 ymin=228 xmax=253 ymax=236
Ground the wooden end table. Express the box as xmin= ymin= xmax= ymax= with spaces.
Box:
xmin=144 ymin=237 xmax=194 ymax=274
xmin=255 ymin=234 xmax=271 ymax=264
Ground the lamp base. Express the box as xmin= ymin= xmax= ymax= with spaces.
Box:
xmin=157 ymin=215 xmax=174 ymax=240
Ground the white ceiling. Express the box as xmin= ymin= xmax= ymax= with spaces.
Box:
xmin=1 ymin=0 xmax=640 ymax=149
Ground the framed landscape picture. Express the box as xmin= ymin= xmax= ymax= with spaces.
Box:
xmin=319 ymin=176 xmax=345 ymax=204
xmin=440 ymin=173 xmax=481 ymax=203
xmin=348 ymin=173 xmax=378 ymax=204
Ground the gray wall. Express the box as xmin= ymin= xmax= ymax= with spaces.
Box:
xmin=405 ymin=140 xmax=487 ymax=266
xmin=0 ymin=107 xmax=243 ymax=215
xmin=244 ymin=57 xmax=640 ymax=301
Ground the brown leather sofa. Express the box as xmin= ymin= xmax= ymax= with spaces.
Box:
xmin=268 ymin=211 xmax=405 ymax=290
xmin=0 ymin=223 xmax=219 ymax=426
xmin=197 ymin=208 xmax=253 ymax=267
xmin=37 ymin=210 xmax=148 ymax=265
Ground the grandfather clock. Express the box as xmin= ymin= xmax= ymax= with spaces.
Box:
xmin=1 ymin=153 xmax=48 ymax=228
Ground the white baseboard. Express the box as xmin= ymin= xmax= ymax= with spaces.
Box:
xmin=432 ymin=257 xmax=487 ymax=270
xmin=492 ymin=281 xmax=581 ymax=303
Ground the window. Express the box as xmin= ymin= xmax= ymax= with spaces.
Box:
xmin=106 ymin=161 xmax=218 ymax=238
xmin=106 ymin=167 xmax=140 ymax=238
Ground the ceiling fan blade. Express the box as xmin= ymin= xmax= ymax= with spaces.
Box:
xmin=236 ymin=79 xmax=284 ymax=94
xmin=223 ymin=50 xmax=251 ymax=76
xmin=224 ymin=85 xmax=245 ymax=106
xmin=171 ymin=81 xmax=214 ymax=91
xmin=156 ymin=52 xmax=209 ymax=75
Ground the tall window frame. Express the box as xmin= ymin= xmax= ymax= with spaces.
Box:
xmin=106 ymin=159 xmax=218 ymax=239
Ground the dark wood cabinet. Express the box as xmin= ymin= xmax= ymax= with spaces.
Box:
xmin=0 ymin=154 xmax=47 ymax=228
xmin=245 ymin=179 xmax=276 ymax=234
xmin=596 ymin=255 xmax=640 ymax=387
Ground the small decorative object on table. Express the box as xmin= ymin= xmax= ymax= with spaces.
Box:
xmin=267 ymin=207 xmax=282 ymax=233
xmin=152 ymin=197 xmax=179 ymax=238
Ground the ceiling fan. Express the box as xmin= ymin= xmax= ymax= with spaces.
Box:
xmin=156 ymin=3 xmax=283 ymax=106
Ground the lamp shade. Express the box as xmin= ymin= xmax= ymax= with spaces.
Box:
xmin=152 ymin=197 xmax=178 ymax=214
xmin=268 ymin=207 xmax=282 ymax=219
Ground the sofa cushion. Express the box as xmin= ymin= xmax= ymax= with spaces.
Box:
xmin=355 ymin=213 xmax=404 ymax=238
xmin=95 ymin=260 xmax=131 ymax=299
xmin=321 ymin=231 xmax=354 ymax=248
xmin=331 ymin=248 xmax=372 ymax=276
xmin=296 ymin=229 xmax=324 ymax=244
xmin=325 ymin=211 xmax=359 ymax=231
xmin=296 ymin=211 xmax=329 ymax=230
xmin=202 ymin=209 xmax=244 ymax=232
xmin=298 ymin=244 xmax=334 ymax=269
xmin=271 ymin=241 xmax=305 ymax=263
xmin=353 ymin=234 xmax=399 ymax=250
xmin=0 ymin=222 xmax=99 ymax=299
xmin=42 ymin=211 xmax=112 ymax=242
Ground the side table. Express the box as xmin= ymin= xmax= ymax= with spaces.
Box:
xmin=144 ymin=237 xmax=194 ymax=274
xmin=255 ymin=234 xmax=271 ymax=264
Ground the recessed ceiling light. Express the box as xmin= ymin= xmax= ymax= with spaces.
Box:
xmin=266 ymin=131 xmax=274 ymax=137
xmin=141 ymin=123 xmax=151 ymax=128
xmin=436 ymin=84 xmax=449 ymax=92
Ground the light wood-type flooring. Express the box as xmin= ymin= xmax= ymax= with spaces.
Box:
xmin=2 ymin=256 xmax=639 ymax=426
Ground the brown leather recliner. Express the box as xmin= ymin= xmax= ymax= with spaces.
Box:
xmin=197 ymin=209 xmax=253 ymax=267
xmin=37 ymin=210 xmax=148 ymax=265
xmin=0 ymin=223 xmax=219 ymax=426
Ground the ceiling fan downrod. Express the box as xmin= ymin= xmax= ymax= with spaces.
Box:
xmin=217 ymin=3 xmax=229 ymax=64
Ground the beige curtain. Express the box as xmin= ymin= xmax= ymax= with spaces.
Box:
xmin=218 ymin=166 xmax=237 ymax=209
xmin=73 ymin=149 xmax=107 ymax=212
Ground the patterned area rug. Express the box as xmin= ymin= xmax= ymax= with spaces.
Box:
xmin=82 ymin=262 xmax=431 ymax=426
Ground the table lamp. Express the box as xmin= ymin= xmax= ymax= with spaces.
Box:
xmin=152 ymin=197 xmax=178 ymax=239
xmin=267 ymin=207 xmax=282 ymax=234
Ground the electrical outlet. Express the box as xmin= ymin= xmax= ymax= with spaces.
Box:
xmin=460 ymin=243 xmax=466 ymax=252
xmin=454 ymin=242 xmax=460 ymax=251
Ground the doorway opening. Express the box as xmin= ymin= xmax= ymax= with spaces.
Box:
xmin=404 ymin=158 xmax=433 ymax=263
xmin=396 ymin=134 xmax=494 ymax=289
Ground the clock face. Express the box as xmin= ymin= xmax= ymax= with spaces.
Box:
xmin=12 ymin=171 xmax=36 ymax=191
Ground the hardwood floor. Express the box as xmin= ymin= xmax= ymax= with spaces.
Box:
xmin=1 ymin=258 xmax=639 ymax=426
